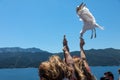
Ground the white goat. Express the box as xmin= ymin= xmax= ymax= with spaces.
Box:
xmin=76 ymin=3 xmax=104 ymax=39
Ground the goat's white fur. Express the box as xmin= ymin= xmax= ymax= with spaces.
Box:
xmin=76 ymin=3 xmax=104 ymax=38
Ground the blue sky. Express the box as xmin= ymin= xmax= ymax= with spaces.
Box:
xmin=0 ymin=0 xmax=120 ymax=53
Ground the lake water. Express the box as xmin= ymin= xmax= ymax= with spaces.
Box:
xmin=0 ymin=66 xmax=119 ymax=80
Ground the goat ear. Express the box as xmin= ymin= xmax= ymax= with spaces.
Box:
xmin=78 ymin=2 xmax=85 ymax=11
xmin=76 ymin=2 xmax=86 ymax=13
xmin=79 ymin=2 xmax=84 ymax=8
xmin=83 ymin=3 xmax=86 ymax=7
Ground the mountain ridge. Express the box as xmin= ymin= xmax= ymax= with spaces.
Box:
xmin=0 ymin=47 xmax=119 ymax=53
xmin=0 ymin=47 xmax=49 ymax=53
xmin=0 ymin=47 xmax=120 ymax=68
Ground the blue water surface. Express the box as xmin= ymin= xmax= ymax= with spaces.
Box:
xmin=0 ymin=68 xmax=39 ymax=80
xmin=91 ymin=66 xmax=120 ymax=80
xmin=0 ymin=66 xmax=119 ymax=80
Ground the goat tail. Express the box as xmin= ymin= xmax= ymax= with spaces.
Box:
xmin=95 ymin=23 xmax=104 ymax=30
